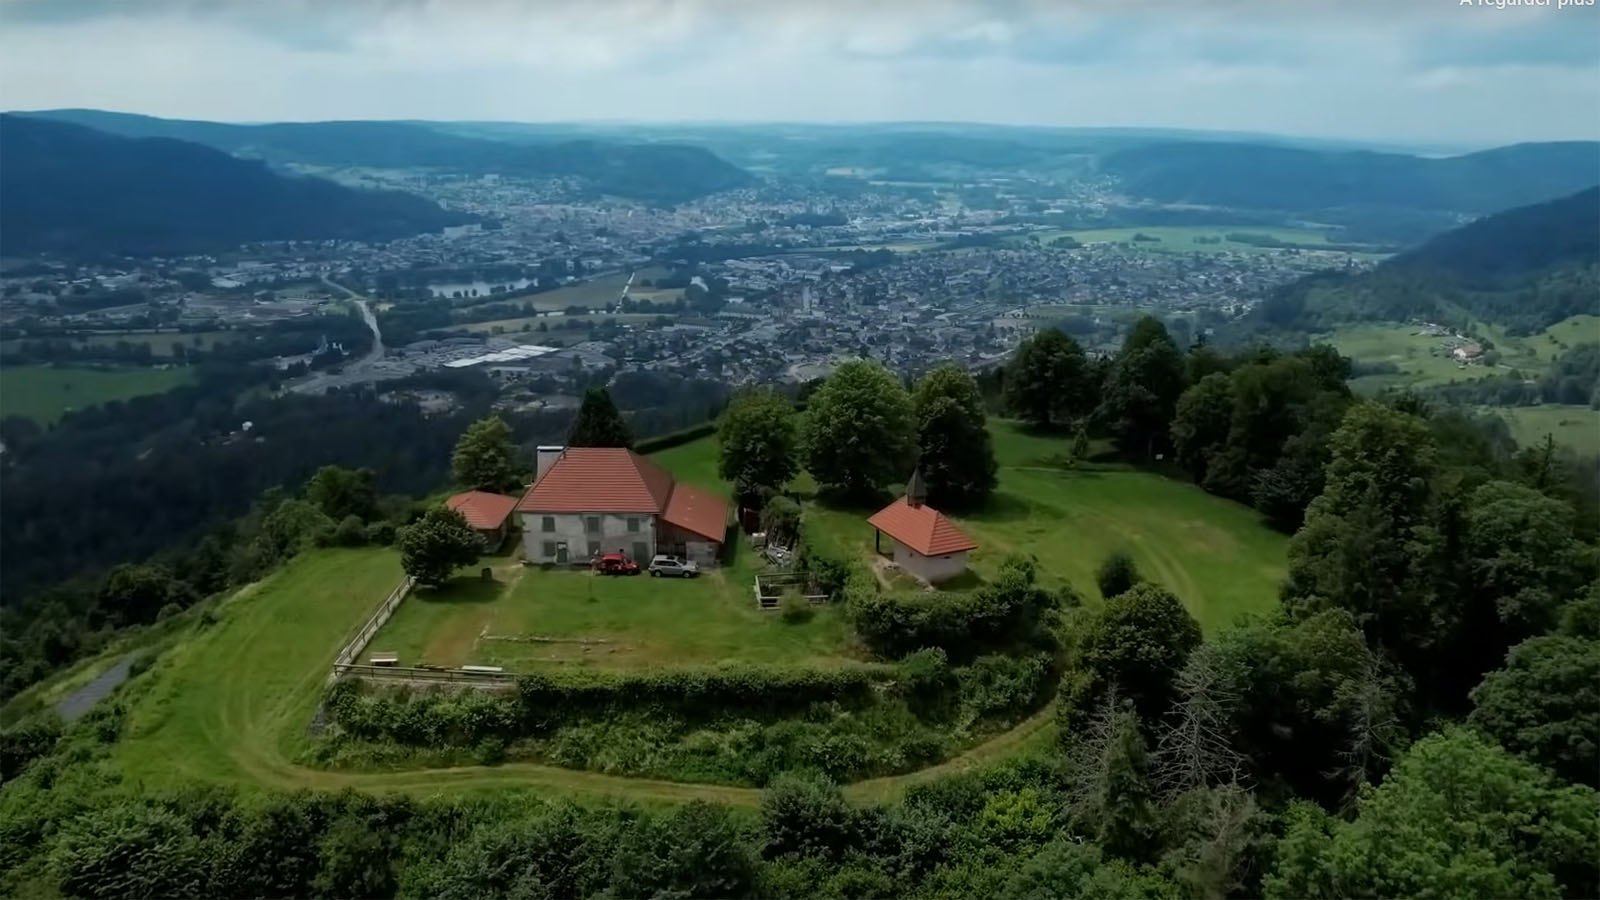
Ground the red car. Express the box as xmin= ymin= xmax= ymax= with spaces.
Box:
xmin=593 ymin=552 xmax=640 ymax=575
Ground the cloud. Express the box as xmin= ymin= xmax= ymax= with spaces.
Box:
xmin=0 ymin=0 xmax=1595 ymax=144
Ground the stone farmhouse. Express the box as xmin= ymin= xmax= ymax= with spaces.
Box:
xmin=516 ymin=446 xmax=729 ymax=567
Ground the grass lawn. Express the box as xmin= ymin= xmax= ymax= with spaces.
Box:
xmin=521 ymin=266 xmax=675 ymax=312
xmin=114 ymin=548 xmax=405 ymax=788
xmin=0 ymin=364 xmax=195 ymax=423
xmin=369 ymin=541 xmax=856 ymax=671
xmin=1489 ymin=404 xmax=1600 ymax=456
xmin=788 ymin=424 xmax=1287 ymax=633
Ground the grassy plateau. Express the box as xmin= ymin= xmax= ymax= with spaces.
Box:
xmin=98 ymin=421 xmax=1287 ymax=801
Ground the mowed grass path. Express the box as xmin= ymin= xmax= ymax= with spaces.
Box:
xmin=0 ymin=364 xmax=194 ymax=423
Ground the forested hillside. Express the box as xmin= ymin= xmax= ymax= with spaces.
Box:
xmin=1251 ymin=186 xmax=1600 ymax=336
xmin=0 ymin=116 xmax=471 ymax=256
xmin=1103 ymin=140 xmax=1600 ymax=214
xmin=21 ymin=109 xmax=754 ymax=204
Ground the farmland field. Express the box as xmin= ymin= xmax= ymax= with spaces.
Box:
xmin=0 ymin=364 xmax=195 ymax=423
xmin=1030 ymin=225 xmax=1388 ymax=256
xmin=519 ymin=266 xmax=676 ymax=312
xmin=1490 ymin=404 xmax=1600 ymax=456
xmin=0 ymin=329 xmax=241 ymax=357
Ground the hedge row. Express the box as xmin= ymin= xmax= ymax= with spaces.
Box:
xmin=328 ymin=664 xmax=892 ymax=747
xmin=633 ymin=422 xmax=717 ymax=455
xmin=849 ymin=557 xmax=1063 ymax=662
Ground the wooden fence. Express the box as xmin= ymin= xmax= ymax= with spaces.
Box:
xmin=327 ymin=575 xmax=416 ymax=685
xmin=332 ymin=663 xmax=518 ymax=687
xmin=753 ymin=572 xmax=828 ymax=610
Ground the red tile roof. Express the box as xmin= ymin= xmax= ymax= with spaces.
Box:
xmin=868 ymin=497 xmax=977 ymax=557
xmin=515 ymin=447 xmax=728 ymax=542
xmin=446 ymin=490 xmax=518 ymax=531
xmin=663 ymin=481 xmax=728 ymax=542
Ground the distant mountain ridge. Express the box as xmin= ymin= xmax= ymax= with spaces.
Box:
xmin=1102 ymin=140 xmax=1600 ymax=215
xmin=19 ymin=109 xmax=753 ymax=204
xmin=0 ymin=115 xmax=472 ymax=256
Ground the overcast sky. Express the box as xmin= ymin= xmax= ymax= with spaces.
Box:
xmin=2 ymin=0 xmax=1598 ymax=146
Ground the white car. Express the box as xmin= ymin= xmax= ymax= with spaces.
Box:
xmin=648 ymin=555 xmax=699 ymax=577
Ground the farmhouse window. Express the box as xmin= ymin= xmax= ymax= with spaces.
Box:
xmin=541 ymin=516 xmax=555 ymax=532
xmin=586 ymin=540 xmax=602 ymax=557
xmin=626 ymin=517 xmax=640 ymax=532
xmin=585 ymin=516 xmax=601 ymax=533
xmin=542 ymin=541 xmax=557 ymax=557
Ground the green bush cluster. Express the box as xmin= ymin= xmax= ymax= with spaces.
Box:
xmin=850 ymin=556 xmax=1062 ymax=661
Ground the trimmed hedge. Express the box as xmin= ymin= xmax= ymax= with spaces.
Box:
xmin=633 ymin=422 xmax=717 ymax=455
xmin=849 ymin=556 xmax=1061 ymax=662
xmin=328 ymin=664 xmax=890 ymax=746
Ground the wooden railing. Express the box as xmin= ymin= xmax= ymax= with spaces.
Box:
xmin=327 ymin=575 xmax=415 ymax=684
xmin=332 ymin=663 xmax=518 ymax=686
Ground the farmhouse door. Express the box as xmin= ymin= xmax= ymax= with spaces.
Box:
xmin=555 ymin=542 xmax=568 ymax=564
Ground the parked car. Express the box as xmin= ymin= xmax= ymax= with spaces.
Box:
xmin=594 ymin=552 xmax=640 ymax=576
xmin=648 ymin=555 xmax=699 ymax=578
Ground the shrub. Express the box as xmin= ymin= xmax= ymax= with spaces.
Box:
xmin=762 ymin=496 xmax=803 ymax=547
xmin=365 ymin=520 xmax=397 ymax=545
xmin=156 ymin=602 xmax=183 ymax=621
xmin=780 ymin=592 xmax=814 ymax=624
xmin=797 ymin=543 xmax=851 ymax=599
xmin=333 ymin=514 xmax=368 ymax=547
xmin=1095 ymin=549 xmax=1141 ymax=600
xmin=851 ymin=556 xmax=1058 ymax=661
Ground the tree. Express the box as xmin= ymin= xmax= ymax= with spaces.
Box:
xmin=801 ymin=360 xmax=916 ymax=499
xmin=760 ymin=495 xmax=802 ymax=547
xmin=1469 ymin=634 xmax=1600 ymax=788
xmin=1095 ymin=549 xmax=1142 ymax=600
xmin=716 ymin=388 xmax=798 ymax=497
xmin=1463 ymin=480 xmax=1592 ymax=639
xmin=1064 ymin=698 xmax=1158 ymax=862
xmin=1097 ymin=316 xmax=1186 ymax=460
xmin=100 ymin=563 xmax=185 ymax=626
xmin=305 ymin=465 xmax=378 ymax=521
xmin=396 ymin=507 xmax=481 ymax=586
xmin=568 ymin=386 xmax=633 ymax=449
xmin=914 ymin=363 xmax=998 ymax=509
xmin=1068 ymin=583 xmax=1202 ymax=726
xmin=1151 ymin=643 xmax=1248 ymax=799
xmin=1264 ymin=729 xmax=1600 ymax=899
xmin=1004 ymin=328 xmax=1094 ymax=429
xmin=451 ymin=416 xmax=520 ymax=492
xmin=1171 ymin=373 xmax=1234 ymax=482
xmin=1283 ymin=403 xmax=1445 ymax=683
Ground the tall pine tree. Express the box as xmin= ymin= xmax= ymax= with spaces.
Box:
xmin=568 ymin=386 xmax=634 ymax=449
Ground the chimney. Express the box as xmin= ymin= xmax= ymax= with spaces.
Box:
xmin=535 ymin=445 xmax=565 ymax=483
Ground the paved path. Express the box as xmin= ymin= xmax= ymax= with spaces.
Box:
xmin=55 ymin=652 xmax=139 ymax=722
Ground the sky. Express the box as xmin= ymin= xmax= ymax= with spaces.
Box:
xmin=2 ymin=0 xmax=1598 ymax=147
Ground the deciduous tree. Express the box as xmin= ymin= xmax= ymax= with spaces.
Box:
xmin=1469 ymin=633 xmax=1600 ymax=788
xmin=451 ymin=416 xmax=520 ymax=492
xmin=305 ymin=465 xmax=378 ymax=521
xmin=1003 ymin=328 xmax=1094 ymax=429
xmin=801 ymin=360 xmax=915 ymax=499
xmin=1097 ymin=316 xmax=1186 ymax=460
xmin=396 ymin=507 xmax=481 ymax=586
xmin=717 ymin=387 xmax=798 ymax=497
xmin=1264 ymin=729 xmax=1600 ymax=899
xmin=913 ymin=363 xmax=998 ymax=509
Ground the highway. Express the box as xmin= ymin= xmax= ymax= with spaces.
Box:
xmin=286 ymin=276 xmax=386 ymax=395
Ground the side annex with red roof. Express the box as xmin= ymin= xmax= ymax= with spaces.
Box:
xmin=516 ymin=445 xmax=729 ymax=568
